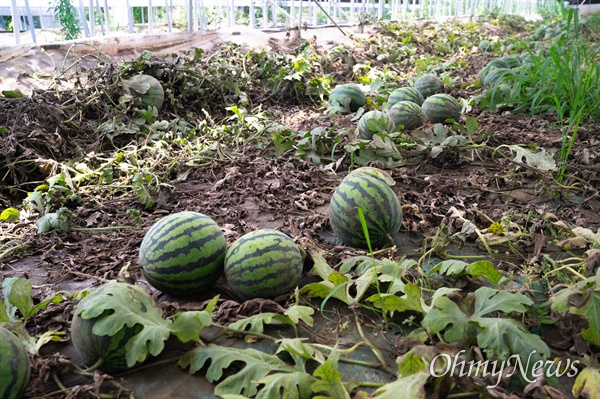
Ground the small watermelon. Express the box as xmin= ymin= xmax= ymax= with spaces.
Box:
xmin=388 ymin=101 xmax=425 ymax=131
xmin=478 ymin=40 xmax=493 ymax=52
xmin=388 ymin=87 xmax=424 ymax=107
xmin=421 ymin=94 xmax=462 ymax=124
xmin=71 ymin=281 xmax=162 ymax=373
xmin=0 ymin=327 xmax=30 ymax=399
xmin=329 ymin=171 xmax=402 ymax=249
xmin=125 ymin=74 xmax=165 ymax=110
xmin=224 ymin=229 xmax=303 ymax=300
xmin=357 ymin=110 xmax=394 ymax=140
xmin=329 ymin=83 xmax=366 ymax=112
xmin=413 ymin=74 xmax=443 ymax=98
xmin=139 ymin=211 xmax=227 ymax=297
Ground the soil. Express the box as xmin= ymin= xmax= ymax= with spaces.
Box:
xmin=0 ymin=20 xmax=598 ymax=399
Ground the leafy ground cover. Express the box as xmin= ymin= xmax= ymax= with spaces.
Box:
xmin=1 ymin=7 xmax=600 ymax=399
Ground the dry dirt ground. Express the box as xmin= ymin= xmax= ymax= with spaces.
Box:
xmin=0 ymin=23 xmax=599 ymax=399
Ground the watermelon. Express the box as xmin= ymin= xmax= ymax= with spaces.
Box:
xmin=329 ymin=83 xmax=366 ymax=112
xmin=329 ymin=172 xmax=402 ymax=249
xmin=224 ymin=229 xmax=303 ymax=300
xmin=388 ymin=101 xmax=425 ymax=131
xmin=357 ymin=110 xmax=394 ymax=140
xmin=478 ymin=40 xmax=492 ymax=52
xmin=388 ymin=87 xmax=424 ymax=107
xmin=500 ymin=56 xmax=522 ymax=69
xmin=0 ymin=327 xmax=30 ymax=399
xmin=482 ymin=68 xmax=515 ymax=88
xmin=126 ymin=74 xmax=165 ymax=110
xmin=421 ymin=94 xmax=461 ymax=124
xmin=413 ymin=74 xmax=443 ymax=98
xmin=71 ymin=282 xmax=157 ymax=373
xmin=139 ymin=211 xmax=227 ymax=297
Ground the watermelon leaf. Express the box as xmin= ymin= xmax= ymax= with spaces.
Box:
xmin=572 ymin=366 xmax=600 ymax=399
xmin=311 ymin=351 xmax=351 ymax=399
xmin=366 ymin=283 xmax=425 ymax=314
xmin=371 ymin=369 xmax=429 ymax=399
xmin=228 ymin=313 xmax=294 ymax=336
xmin=284 ymin=304 xmax=315 ymax=327
xmin=0 ymin=207 xmax=20 ymax=222
xmin=570 ymin=286 xmax=600 ymax=346
xmin=76 ymin=281 xmax=172 ymax=367
xmin=180 ymin=344 xmax=293 ymax=397
xmin=255 ymin=371 xmax=313 ymax=399
xmin=276 ymin=338 xmax=326 ymax=370
xmin=171 ymin=310 xmax=213 ymax=343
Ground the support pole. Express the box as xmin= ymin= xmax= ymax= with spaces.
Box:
xmin=10 ymin=0 xmax=20 ymax=45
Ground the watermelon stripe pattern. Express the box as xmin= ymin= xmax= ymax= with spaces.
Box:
xmin=388 ymin=87 xmax=424 ymax=107
xmin=421 ymin=94 xmax=461 ymax=124
xmin=71 ymin=311 xmax=144 ymax=374
xmin=388 ymin=101 xmax=425 ymax=131
xmin=329 ymin=174 xmax=402 ymax=249
xmin=139 ymin=212 xmax=226 ymax=296
xmin=329 ymin=83 xmax=366 ymax=113
xmin=414 ymin=74 xmax=442 ymax=98
xmin=0 ymin=327 xmax=30 ymax=399
xmin=224 ymin=230 xmax=303 ymax=299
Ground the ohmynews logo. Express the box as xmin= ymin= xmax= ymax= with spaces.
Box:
xmin=430 ymin=350 xmax=579 ymax=388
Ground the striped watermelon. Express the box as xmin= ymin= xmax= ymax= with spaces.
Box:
xmin=482 ymin=68 xmax=515 ymax=88
xmin=388 ymin=101 xmax=425 ymax=131
xmin=71 ymin=282 xmax=151 ymax=373
xmin=421 ymin=94 xmax=462 ymax=124
xmin=224 ymin=229 xmax=303 ymax=300
xmin=139 ymin=212 xmax=227 ymax=297
xmin=329 ymin=83 xmax=366 ymax=112
xmin=413 ymin=74 xmax=443 ymax=98
xmin=500 ymin=56 xmax=522 ymax=69
xmin=388 ymin=87 xmax=424 ymax=107
xmin=357 ymin=110 xmax=394 ymax=140
xmin=126 ymin=74 xmax=165 ymax=110
xmin=329 ymin=172 xmax=402 ymax=249
xmin=478 ymin=40 xmax=492 ymax=52
xmin=0 ymin=327 xmax=30 ymax=399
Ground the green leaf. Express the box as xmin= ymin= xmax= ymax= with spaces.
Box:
xmin=422 ymin=296 xmax=469 ymax=343
xmin=180 ymin=344 xmax=291 ymax=397
xmin=3 ymin=277 xmax=33 ymax=324
xmin=2 ymin=89 xmax=24 ymax=98
xmin=474 ymin=318 xmax=550 ymax=372
xmin=0 ymin=208 xmax=20 ymax=222
xmin=371 ymin=370 xmax=429 ymax=399
xmin=285 ymin=304 xmax=315 ymax=327
xmin=571 ymin=288 xmax=600 ymax=346
xmin=468 ymin=261 xmax=506 ymax=286
xmin=550 ymin=284 xmax=582 ymax=314
xmin=398 ymin=353 xmax=425 ymax=377
xmin=228 ymin=313 xmax=293 ymax=336
xmin=171 ymin=310 xmax=212 ymax=343
xmin=311 ymin=351 xmax=351 ymax=399
xmin=276 ymin=338 xmax=325 ymax=370
xmin=367 ymin=283 xmax=424 ymax=314
xmin=572 ymin=366 xmax=600 ymax=399
xmin=472 ymin=287 xmax=533 ymax=317
xmin=75 ymin=281 xmax=172 ymax=367
xmin=430 ymin=259 xmax=469 ymax=276
xmin=255 ymin=371 xmax=313 ymax=399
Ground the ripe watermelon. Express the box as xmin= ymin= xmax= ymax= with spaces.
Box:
xmin=482 ymin=68 xmax=515 ymax=88
xmin=71 ymin=282 xmax=158 ymax=373
xmin=421 ymin=94 xmax=461 ymax=124
xmin=388 ymin=101 xmax=425 ymax=131
xmin=500 ymin=56 xmax=522 ymax=69
xmin=126 ymin=74 xmax=165 ymax=110
xmin=224 ymin=229 xmax=303 ymax=300
xmin=357 ymin=110 xmax=394 ymax=140
xmin=413 ymin=74 xmax=443 ymax=98
xmin=388 ymin=87 xmax=424 ymax=107
xmin=329 ymin=172 xmax=402 ymax=249
xmin=329 ymin=83 xmax=366 ymax=112
xmin=478 ymin=40 xmax=492 ymax=52
xmin=0 ymin=327 xmax=30 ymax=399
xmin=139 ymin=211 xmax=227 ymax=297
